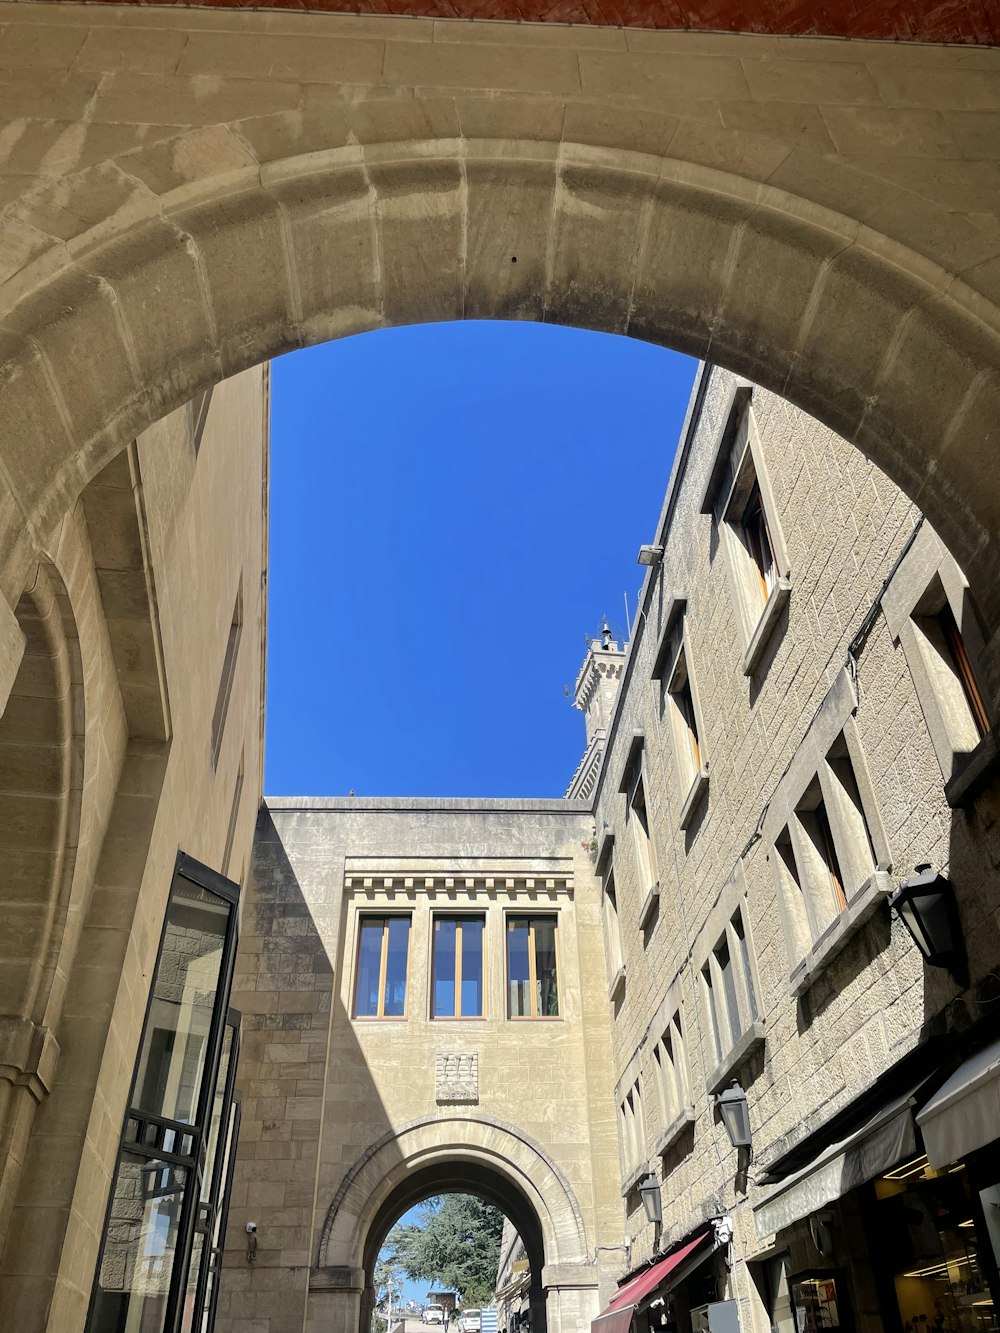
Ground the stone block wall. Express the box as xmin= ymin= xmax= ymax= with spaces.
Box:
xmin=0 ymin=364 xmax=267 ymax=1331
xmin=219 ymin=799 xmax=625 ymax=1333
xmin=589 ymin=364 xmax=1000 ymax=1314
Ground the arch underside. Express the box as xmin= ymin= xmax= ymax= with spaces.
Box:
xmin=2 ymin=130 xmax=999 ymax=630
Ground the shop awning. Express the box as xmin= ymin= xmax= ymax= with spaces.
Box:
xmin=591 ymin=1229 xmax=711 ymax=1333
xmin=917 ymin=1035 xmax=1000 ymax=1170
xmin=754 ymin=1086 xmax=918 ymax=1239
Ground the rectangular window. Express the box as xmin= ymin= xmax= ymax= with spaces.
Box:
xmin=87 ymin=857 xmax=240 ymax=1333
xmin=666 ymin=645 xmax=703 ymax=791
xmin=883 ymin=526 xmax=992 ymax=795
xmin=432 ymin=916 xmax=485 ymax=1019
xmin=627 ymin=757 xmax=658 ymax=895
xmin=603 ymin=870 xmax=624 ymax=977
xmin=822 ymin=733 xmax=876 ymax=896
xmin=653 ymin=1013 xmax=689 ymax=1128
xmin=221 ymin=749 xmax=244 ymax=879
xmin=507 ymin=916 xmax=559 ymax=1019
xmin=620 ymin=1080 xmax=646 ymax=1175
xmin=353 ymin=916 xmax=411 ymax=1019
xmin=789 ymin=735 xmax=880 ymax=940
xmin=773 ymin=718 xmax=888 ymax=973
xmin=704 ymin=907 xmax=758 ymax=1063
xmin=740 ymin=478 xmax=777 ymax=606
xmin=796 ymin=780 xmax=847 ymax=922
xmin=914 ymin=595 xmax=991 ymax=753
xmin=211 ymin=585 xmax=243 ymax=768
xmin=706 ymin=396 xmax=791 ymax=674
xmin=938 ymin=603 xmax=990 ymax=737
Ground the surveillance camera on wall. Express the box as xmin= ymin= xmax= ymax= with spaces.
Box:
xmin=245 ymin=1222 xmax=257 ymax=1234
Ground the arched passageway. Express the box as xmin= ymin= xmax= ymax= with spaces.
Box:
xmin=362 ymin=1170 xmax=546 ymax=1333
xmin=313 ymin=1115 xmax=594 ymax=1333
xmin=1 ymin=7 xmax=999 ymax=712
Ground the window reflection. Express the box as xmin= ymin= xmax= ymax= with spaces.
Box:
xmin=507 ymin=916 xmax=559 ymax=1018
xmin=432 ymin=917 xmax=484 ymax=1018
xmin=92 ymin=1156 xmax=188 ymax=1333
xmin=133 ymin=883 xmax=230 ymax=1125
xmin=353 ymin=916 xmax=411 ymax=1019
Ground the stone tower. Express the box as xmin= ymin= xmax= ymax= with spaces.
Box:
xmin=565 ymin=622 xmax=626 ymax=799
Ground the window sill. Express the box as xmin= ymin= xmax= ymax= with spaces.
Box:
xmin=945 ymin=730 xmax=1000 ymax=808
xmin=788 ymin=870 xmax=893 ymax=1000
xmin=741 ymin=578 xmax=791 ymax=677
xmin=608 ymin=965 xmax=626 ymax=1004
xmin=620 ymin=1161 xmax=648 ymax=1198
xmin=679 ymin=767 xmax=709 ymax=831
xmin=654 ymin=1106 xmax=696 ymax=1157
xmin=639 ymin=882 xmax=660 ymax=931
xmin=705 ymin=1021 xmax=766 ymax=1096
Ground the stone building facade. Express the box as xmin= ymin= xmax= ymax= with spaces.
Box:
xmin=587 ymin=366 xmax=1000 ymax=1333
xmin=207 ymin=362 xmax=1000 ymax=1333
xmin=217 ymin=798 xmax=624 ymax=1333
xmin=0 ymin=366 xmax=268 ymax=1331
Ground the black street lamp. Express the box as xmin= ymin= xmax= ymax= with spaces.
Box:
xmin=890 ymin=864 xmax=968 ymax=986
xmin=715 ymin=1080 xmax=752 ymax=1150
xmin=639 ymin=1174 xmax=662 ymax=1226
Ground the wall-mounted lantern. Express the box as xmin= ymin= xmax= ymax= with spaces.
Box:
xmin=715 ymin=1080 xmax=752 ymax=1150
xmin=890 ymin=863 xmax=968 ymax=986
xmin=639 ymin=1173 xmax=663 ymax=1226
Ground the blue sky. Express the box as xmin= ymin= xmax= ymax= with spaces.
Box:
xmin=265 ymin=322 xmax=696 ymax=798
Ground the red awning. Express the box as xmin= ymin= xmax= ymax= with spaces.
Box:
xmin=591 ymin=1230 xmax=712 ymax=1333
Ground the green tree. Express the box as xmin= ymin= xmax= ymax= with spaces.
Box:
xmin=385 ymin=1194 xmax=504 ymax=1307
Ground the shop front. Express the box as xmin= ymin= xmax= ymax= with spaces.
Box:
xmin=750 ymin=1039 xmax=1000 ymax=1333
xmin=591 ymin=1222 xmax=736 ymax=1333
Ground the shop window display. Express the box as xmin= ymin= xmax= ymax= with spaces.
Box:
xmin=789 ymin=1272 xmax=849 ymax=1333
xmin=875 ymin=1155 xmax=998 ymax=1333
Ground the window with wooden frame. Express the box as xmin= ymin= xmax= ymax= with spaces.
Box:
xmin=881 ymin=525 xmax=994 ymax=803
xmin=431 ymin=915 xmax=485 ymax=1019
xmin=353 ymin=916 xmax=411 ymax=1019
xmin=913 ymin=585 xmax=991 ymax=755
xmin=702 ymin=907 xmax=759 ymax=1065
xmin=653 ymin=1012 xmax=690 ymax=1130
xmin=506 ymin=915 xmax=559 ymax=1019
xmin=700 ymin=387 xmax=791 ymax=676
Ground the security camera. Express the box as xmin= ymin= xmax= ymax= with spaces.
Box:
xmin=245 ymin=1222 xmax=257 ymax=1234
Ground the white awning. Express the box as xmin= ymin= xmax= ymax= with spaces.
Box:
xmin=754 ymin=1089 xmax=917 ymax=1239
xmin=916 ymin=1036 xmax=1000 ymax=1170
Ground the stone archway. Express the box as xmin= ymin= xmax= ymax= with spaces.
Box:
xmin=1 ymin=7 xmax=999 ymax=693
xmin=313 ymin=1115 xmax=595 ymax=1333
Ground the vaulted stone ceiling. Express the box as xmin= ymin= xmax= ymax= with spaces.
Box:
xmin=50 ymin=0 xmax=999 ymax=44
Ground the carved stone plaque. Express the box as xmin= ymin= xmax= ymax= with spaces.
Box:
xmin=436 ymin=1052 xmax=479 ymax=1104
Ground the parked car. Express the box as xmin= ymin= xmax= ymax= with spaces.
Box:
xmin=460 ymin=1311 xmax=482 ymax=1332
xmin=424 ymin=1307 xmax=445 ymax=1325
